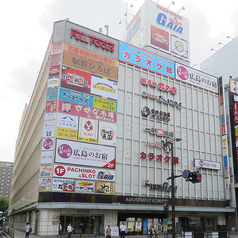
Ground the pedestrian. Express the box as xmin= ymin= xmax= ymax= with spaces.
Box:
xmin=25 ymin=222 xmax=31 ymax=238
xmin=67 ymin=223 xmax=73 ymax=238
xmin=59 ymin=222 xmax=63 ymax=238
xmin=105 ymin=225 xmax=111 ymax=238
xmin=120 ymin=222 xmax=126 ymax=238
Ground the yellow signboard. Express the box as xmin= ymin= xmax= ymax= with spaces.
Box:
xmin=93 ymin=98 xmax=117 ymax=112
xmin=56 ymin=127 xmax=78 ymax=140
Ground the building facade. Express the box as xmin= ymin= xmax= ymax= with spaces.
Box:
xmin=0 ymin=161 xmax=13 ymax=199
xmin=9 ymin=7 xmax=235 ymax=237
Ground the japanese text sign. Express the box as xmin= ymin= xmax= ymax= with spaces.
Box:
xmin=119 ymin=42 xmax=174 ymax=78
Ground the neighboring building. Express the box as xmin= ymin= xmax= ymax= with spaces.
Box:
xmin=201 ymin=36 xmax=238 ymax=84
xmin=0 ymin=161 xmax=13 ymax=199
xmin=9 ymin=1 xmax=235 ymax=236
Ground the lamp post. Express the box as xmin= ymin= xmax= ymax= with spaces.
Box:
xmin=163 ymin=138 xmax=182 ymax=238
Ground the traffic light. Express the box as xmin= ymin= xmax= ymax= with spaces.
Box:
xmin=163 ymin=203 xmax=168 ymax=212
xmin=186 ymin=171 xmax=202 ymax=183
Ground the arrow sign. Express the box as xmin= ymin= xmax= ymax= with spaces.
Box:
xmin=182 ymin=170 xmax=189 ymax=179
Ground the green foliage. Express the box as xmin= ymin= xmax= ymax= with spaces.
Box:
xmin=0 ymin=197 xmax=9 ymax=213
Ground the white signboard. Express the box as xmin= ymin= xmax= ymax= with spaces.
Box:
xmin=98 ymin=121 xmax=116 ymax=146
xmin=40 ymin=164 xmax=52 ymax=177
xmin=41 ymin=150 xmax=53 ymax=164
xmin=194 ymin=159 xmax=221 ymax=170
xmin=75 ymin=180 xmax=95 ymax=193
xmin=53 ymin=164 xmax=115 ymax=181
xmin=52 ymin=178 xmax=74 ymax=192
xmin=55 ymin=139 xmax=115 ymax=168
xmin=44 ymin=112 xmax=56 ymax=121
xmin=47 ymin=76 xmax=59 ymax=88
xmin=78 ymin=117 xmax=98 ymax=143
xmin=91 ymin=75 xmax=118 ymax=100
xmin=43 ymin=120 xmax=56 ymax=137
xmin=175 ymin=63 xmax=218 ymax=93
xmin=57 ymin=113 xmax=78 ymax=129
xmin=38 ymin=178 xmax=51 ymax=191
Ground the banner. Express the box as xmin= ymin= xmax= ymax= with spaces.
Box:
xmin=55 ymin=139 xmax=115 ymax=168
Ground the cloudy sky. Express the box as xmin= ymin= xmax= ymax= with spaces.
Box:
xmin=1 ymin=0 xmax=238 ymax=163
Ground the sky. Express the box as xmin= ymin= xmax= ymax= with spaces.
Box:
xmin=1 ymin=0 xmax=238 ymax=163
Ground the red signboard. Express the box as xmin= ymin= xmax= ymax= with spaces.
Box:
xmin=61 ymin=65 xmax=91 ymax=94
xmin=234 ymin=102 xmax=238 ymax=124
xmin=58 ymin=100 xmax=117 ymax=123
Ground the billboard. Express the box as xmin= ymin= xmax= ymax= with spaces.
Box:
xmin=78 ymin=117 xmax=98 ymax=143
xmin=53 ymin=164 xmax=115 ymax=181
xmin=58 ymin=101 xmax=117 ymax=123
xmin=175 ymin=63 xmax=218 ymax=93
xmin=75 ymin=180 xmax=95 ymax=193
xmin=61 ymin=65 xmax=91 ymax=94
xmin=124 ymin=0 xmax=189 ymax=61
xmin=98 ymin=121 xmax=116 ymax=146
xmin=95 ymin=181 xmax=115 ymax=194
xmin=59 ymin=88 xmax=117 ymax=112
xmin=63 ymin=50 xmax=118 ymax=80
xmin=39 ymin=164 xmax=52 ymax=177
xmin=52 ymin=178 xmax=74 ymax=192
xmin=119 ymin=42 xmax=174 ymax=79
xmin=55 ymin=139 xmax=115 ymax=168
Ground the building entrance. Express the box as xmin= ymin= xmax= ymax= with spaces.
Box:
xmin=60 ymin=215 xmax=104 ymax=235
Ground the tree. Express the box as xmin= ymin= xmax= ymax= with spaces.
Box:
xmin=0 ymin=197 xmax=9 ymax=213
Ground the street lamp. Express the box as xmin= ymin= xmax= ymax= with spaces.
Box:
xmin=163 ymin=138 xmax=182 ymax=238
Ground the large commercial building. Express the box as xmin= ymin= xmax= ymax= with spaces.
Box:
xmin=9 ymin=0 xmax=235 ymax=236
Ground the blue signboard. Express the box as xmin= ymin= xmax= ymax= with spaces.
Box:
xmin=119 ymin=42 xmax=175 ymax=78
xmin=59 ymin=88 xmax=94 ymax=107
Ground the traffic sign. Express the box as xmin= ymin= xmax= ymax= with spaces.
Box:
xmin=182 ymin=170 xmax=189 ymax=179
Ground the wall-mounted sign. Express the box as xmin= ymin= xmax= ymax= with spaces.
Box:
xmin=194 ymin=159 xmax=220 ymax=170
xmin=234 ymin=102 xmax=238 ymax=124
xmin=70 ymin=28 xmax=115 ymax=52
xmin=55 ymin=139 xmax=115 ymax=168
xmin=142 ymin=91 xmax=181 ymax=109
xmin=42 ymin=138 xmax=54 ymax=150
xmin=47 ymin=76 xmax=59 ymax=88
xmin=95 ymin=181 xmax=115 ymax=194
xmin=98 ymin=121 xmax=116 ymax=146
xmin=58 ymin=101 xmax=117 ymax=123
xmin=51 ymin=43 xmax=62 ymax=55
xmin=41 ymin=151 xmax=53 ymax=164
xmin=50 ymin=54 xmax=61 ymax=66
xmin=144 ymin=128 xmax=173 ymax=138
xmin=141 ymin=77 xmax=177 ymax=94
xmin=230 ymin=78 xmax=238 ymax=94
xmin=44 ymin=112 xmax=56 ymax=121
xmin=140 ymin=152 xmax=179 ymax=164
xmin=53 ymin=164 xmax=115 ymax=181
xmin=171 ymin=34 xmax=188 ymax=59
xmin=52 ymin=178 xmax=74 ymax=192
xmin=45 ymin=100 xmax=57 ymax=113
xmin=38 ymin=178 xmax=51 ymax=191
xmin=141 ymin=106 xmax=170 ymax=122
xmin=78 ymin=117 xmax=98 ymax=143
xmin=40 ymin=164 xmax=52 ymax=177
xmin=75 ymin=180 xmax=95 ymax=193
xmin=49 ymin=65 xmax=60 ymax=77
xmin=175 ymin=63 xmax=218 ymax=93
xmin=47 ymin=88 xmax=58 ymax=101
xmin=119 ymin=42 xmax=174 ymax=78
xmin=144 ymin=181 xmax=177 ymax=192
xmin=43 ymin=120 xmax=56 ymax=138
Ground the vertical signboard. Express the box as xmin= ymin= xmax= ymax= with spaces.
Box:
xmin=219 ymin=77 xmax=230 ymax=188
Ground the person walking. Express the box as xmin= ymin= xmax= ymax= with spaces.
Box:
xmin=67 ymin=223 xmax=73 ymax=238
xmin=59 ymin=222 xmax=63 ymax=238
xmin=120 ymin=222 xmax=126 ymax=238
xmin=25 ymin=222 xmax=31 ymax=238
xmin=105 ymin=225 xmax=112 ymax=238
